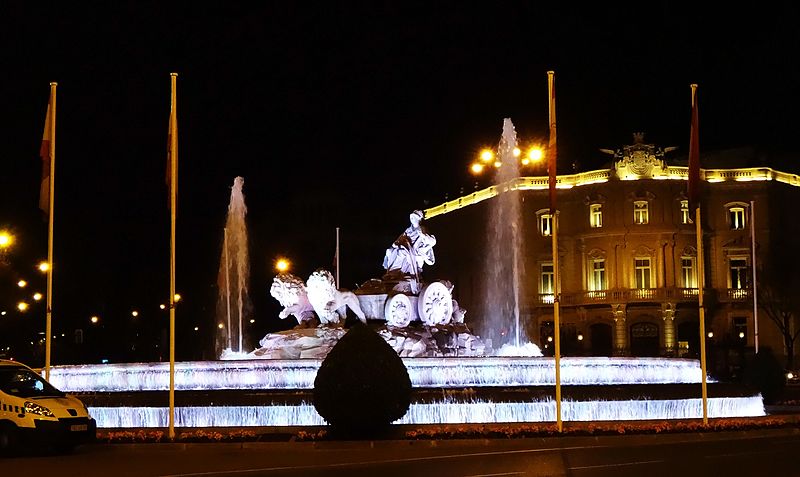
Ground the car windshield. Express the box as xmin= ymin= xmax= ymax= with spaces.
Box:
xmin=0 ymin=367 xmax=65 ymax=398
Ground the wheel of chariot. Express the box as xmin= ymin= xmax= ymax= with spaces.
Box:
xmin=418 ymin=281 xmax=453 ymax=326
xmin=384 ymin=293 xmax=414 ymax=327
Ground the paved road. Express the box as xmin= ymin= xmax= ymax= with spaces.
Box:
xmin=4 ymin=428 xmax=800 ymax=477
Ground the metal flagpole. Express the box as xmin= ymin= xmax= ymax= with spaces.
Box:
xmin=751 ymin=200 xmax=759 ymax=354
xmin=168 ymin=73 xmax=179 ymax=440
xmin=690 ymin=83 xmax=708 ymax=425
xmin=548 ymin=70 xmax=563 ymax=433
xmin=44 ymin=82 xmax=57 ymax=380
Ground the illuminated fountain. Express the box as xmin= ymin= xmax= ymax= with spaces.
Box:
xmin=44 ymin=127 xmax=765 ymax=428
xmin=481 ymin=118 xmax=526 ymax=350
xmin=216 ymin=177 xmax=250 ymax=357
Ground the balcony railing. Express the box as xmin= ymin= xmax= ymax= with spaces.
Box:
xmin=530 ymin=287 xmax=751 ymax=307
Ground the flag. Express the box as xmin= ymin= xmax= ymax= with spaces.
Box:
xmin=166 ymin=73 xmax=178 ymax=209
xmin=688 ymin=84 xmax=700 ymax=211
xmin=547 ymin=71 xmax=557 ymax=215
xmin=39 ymin=92 xmax=54 ymax=214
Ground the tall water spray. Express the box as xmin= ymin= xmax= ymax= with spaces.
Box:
xmin=216 ymin=177 xmax=250 ymax=355
xmin=481 ymin=119 xmax=525 ymax=349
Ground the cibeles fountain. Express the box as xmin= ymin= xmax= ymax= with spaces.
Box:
xmin=46 ymin=120 xmax=766 ymax=428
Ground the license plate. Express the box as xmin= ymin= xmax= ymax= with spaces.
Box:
xmin=70 ymin=424 xmax=88 ymax=432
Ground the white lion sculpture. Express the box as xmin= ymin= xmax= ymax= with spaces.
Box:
xmin=269 ymin=273 xmax=316 ymax=324
xmin=306 ymin=269 xmax=366 ymax=325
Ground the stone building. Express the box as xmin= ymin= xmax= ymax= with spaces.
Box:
xmin=424 ymin=136 xmax=800 ymax=371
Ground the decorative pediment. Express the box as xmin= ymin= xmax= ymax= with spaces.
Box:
xmin=681 ymin=246 xmax=697 ymax=257
xmin=583 ymin=192 xmax=607 ymax=205
xmin=611 ymin=134 xmax=675 ymax=180
xmin=626 ymin=190 xmax=656 ymax=202
xmin=632 ymin=244 xmax=655 ymax=257
xmin=722 ymin=237 xmax=750 ymax=248
xmin=587 ymin=248 xmax=607 ymax=260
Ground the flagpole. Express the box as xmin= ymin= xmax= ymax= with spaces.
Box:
xmin=548 ymin=70 xmax=562 ymax=433
xmin=690 ymin=83 xmax=709 ymax=424
xmin=168 ymin=72 xmax=178 ymax=440
xmin=750 ymin=200 xmax=759 ymax=354
xmin=44 ymin=82 xmax=57 ymax=380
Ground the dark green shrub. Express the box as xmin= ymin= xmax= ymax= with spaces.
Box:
xmin=313 ymin=324 xmax=412 ymax=437
xmin=742 ymin=347 xmax=786 ymax=404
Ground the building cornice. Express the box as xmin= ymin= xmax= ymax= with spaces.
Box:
xmin=425 ymin=166 xmax=800 ymax=220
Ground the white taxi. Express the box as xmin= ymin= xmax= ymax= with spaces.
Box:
xmin=0 ymin=360 xmax=96 ymax=454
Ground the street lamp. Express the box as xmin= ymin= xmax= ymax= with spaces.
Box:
xmin=17 ymin=280 xmax=27 ymax=288
xmin=275 ymin=258 xmax=291 ymax=273
xmin=17 ymin=302 xmax=28 ymax=312
xmin=33 ymin=293 xmax=42 ymax=301
xmin=38 ymin=262 xmax=50 ymax=272
xmin=0 ymin=231 xmax=13 ymax=249
xmin=90 ymin=316 xmax=99 ymax=324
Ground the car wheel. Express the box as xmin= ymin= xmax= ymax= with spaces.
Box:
xmin=0 ymin=423 xmax=19 ymax=456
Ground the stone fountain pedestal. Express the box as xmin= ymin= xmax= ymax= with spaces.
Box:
xmin=249 ymin=323 xmax=488 ymax=360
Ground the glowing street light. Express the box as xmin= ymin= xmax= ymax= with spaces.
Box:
xmin=275 ymin=258 xmax=291 ymax=273
xmin=17 ymin=302 xmax=28 ymax=312
xmin=160 ymin=304 xmax=166 ymax=310
xmin=90 ymin=316 xmax=99 ymax=324
xmin=217 ymin=323 xmax=224 ymax=329
xmin=479 ymin=149 xmax=494 ymax=163
xmin=38 ymin=262 xmax=50 ymax=273
xmin=131 ymin=310 xmax=139 ymax=317
xmin=0 ymin=231 xmax=13 ymax=249
xmin=17 ymin=280 xmax=27 ymax=288
xmin=174 ymin=294 xmax=182 ymax=302
xmin=33 ymin=293 xmax=43 ymax=301
xmin=470 ymin=163 xmax=484 ymax=175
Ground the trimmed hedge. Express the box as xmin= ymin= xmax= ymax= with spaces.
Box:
xmin=313 ymin=325 xmax=412 ymax=436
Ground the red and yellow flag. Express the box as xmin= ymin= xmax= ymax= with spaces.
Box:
xmin=688 ymin=84 xmax=700 ymax=211
xmin=547 ymin=71 xmax=557 ymax=215
xmin=39 ymin=92 xmax=54 ymax=214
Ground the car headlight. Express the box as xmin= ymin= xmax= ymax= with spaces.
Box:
xmin=24 ymin=401 xmax=55 ymax=417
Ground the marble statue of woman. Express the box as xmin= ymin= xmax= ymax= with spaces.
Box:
xmin=382 ymin=209 xmax=436 ymax=277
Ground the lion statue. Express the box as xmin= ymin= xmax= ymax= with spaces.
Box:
xmin=306 ymin=269 xmax=366 ymax=325
xmin=269 ymin=273 xmax=316 ymax=324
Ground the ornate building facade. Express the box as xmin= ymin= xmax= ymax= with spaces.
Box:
xmin=425 ymin=136 xmax=800 ymax=371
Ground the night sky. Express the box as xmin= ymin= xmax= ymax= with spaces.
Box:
xmin=1 ymin=2 xmax=798 ymax=360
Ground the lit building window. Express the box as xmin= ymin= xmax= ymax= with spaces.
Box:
xmin=540 ymin=214 xmax=553 ymax=236
xmin=541 ymin=262 xmax=554 ymax=294
xmin=729 ymin=257 xmax=748 ymax=289
xmin=681 ymin=257 xmax=696 ymax=288
xmin=680 ymin=200 xmax=691 ymax=224
xmin=729 ymin=206 xmax=746 ymax=230
xmin=590 ymin=259 xmax=606 ymax=291
xmin=633 ymin=201 xmax=649 ymax=225
xmin=590 ymin=204 xmax=603 ymax=228
xmin=634 ymin=257 xmax=652 ymax=289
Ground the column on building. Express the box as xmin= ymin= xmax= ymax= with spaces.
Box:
xmin=662 ymin=302 xmax=676 ymax=356
xmin=612 ymin=303 xmax=627 ymax=356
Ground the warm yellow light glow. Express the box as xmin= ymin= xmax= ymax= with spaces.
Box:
xmin=38 ymin=262 xmax=50 ymax=272
xmin=218 ymin=323 xmax=224 ymax=329
xmin=528 ymin=147 xmax=543 ymax=162
xmin=470 ymin=163 xmax=484 ymax=175
xmin=174 ymin=293 xmax=182 ymax=302
xmin=513 ymin=147 xmax=521 ymax=157
xmin=194 ymin=326 xmax=199 ymax=331
xmin=131 ymin=310 xmax=139 ymax=317
xmin=0 ymin=232 xmax=13 ymax=248
xmin=160 ymin=304 xmax=166 ymax=310
xmin=17 ymin=280 xmax=27 ymax=288
xmin=707 ymin=331 xmax=714 ymax=338
xmin=739 ymin=331 xmax=745 ymax=339
xmin=547 ymin=336 xmax=553 ymax=342
xmin=521 ymin=158 xmax=530 ymax=166
xmin=17 ymin=302 xmax=28 ymax=312
xmin=494 ymin=161 xmax=502 ymax=168
xmin=90 ymin=316 xmax=99 ymax=324
xmin=479 ymin=149 xmax=494 ymax=162
xmin=275 ymin=258 xmax=291 ymax=273
xmin=577 ymin=333 xmax=584 ymax=341
xmin=249 ymin=319 xmax=255 ymax=324
xmin=33 ymin=293 xmax=42 ymax=301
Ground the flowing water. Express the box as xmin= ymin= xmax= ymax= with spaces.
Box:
xmin=216 ymin=177 xmax=250 ymax=354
